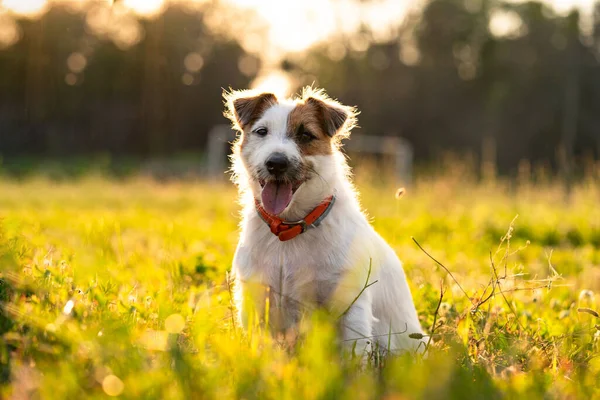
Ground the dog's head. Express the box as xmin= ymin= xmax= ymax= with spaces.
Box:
xmin=225 ymin=87 xmax=356 ymax=216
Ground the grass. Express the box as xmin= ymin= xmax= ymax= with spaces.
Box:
xmin=0 ymin=171 xmax=599 ymax=399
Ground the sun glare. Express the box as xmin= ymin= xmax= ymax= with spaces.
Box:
xmin=123 ymin=0 xmax=166 ymax=18
xmin=2 ymin=0 xmax=49 ymax=18
xmin=251 ymin=70 xmax=292 ymax=98
xmin=224 ymin=0 xmax=409 ymax=55
xmin=489 ymin=9 xmax=525 ymax=38
xmin=0 ymin=0 xmax=594 ymax=53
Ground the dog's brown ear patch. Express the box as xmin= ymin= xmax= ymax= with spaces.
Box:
xmin=288 ymin=102 xmax=334 ymax=156
xmin=306 ymin=97 xmax=348 ymax=137
xmin=225 ymin=91 xmax=277 ymax=131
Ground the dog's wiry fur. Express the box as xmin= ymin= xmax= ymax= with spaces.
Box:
xmin=225 ymin=86 xmax=425 ymax=356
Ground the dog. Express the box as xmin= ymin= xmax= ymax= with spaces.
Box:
xmin=224 ymin=86 xmax=426 ymax=357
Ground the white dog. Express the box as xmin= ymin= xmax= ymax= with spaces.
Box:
xmin=225 ymin=86 xmax=426 ymax=356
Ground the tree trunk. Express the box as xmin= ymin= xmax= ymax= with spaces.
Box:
xmin=141 ymin=16 xmax=169 ymax=155
xmin=559 ymin=12 xmax=581 ymax=197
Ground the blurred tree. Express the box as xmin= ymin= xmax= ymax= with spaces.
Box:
xmin=285 ymin=0 xmax=600 ymax=176
xmin=0 ymin=3 xmax=256 ymax=158
xmin=0 ymin=0 xmax=599 ymax=177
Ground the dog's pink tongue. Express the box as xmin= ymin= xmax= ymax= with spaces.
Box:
xmin=261 ymin=181 xmax=293 ymax=215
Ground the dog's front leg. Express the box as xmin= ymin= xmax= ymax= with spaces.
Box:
xmin=235 ymin=277 xmax=302 ymax=338
xmin=234 ymin=278 xmax=268 ymax=330
xmin=268 ymin=290 xmax=303 ymax=345
xmin=339 ymin=297 xmax=374 ymax=362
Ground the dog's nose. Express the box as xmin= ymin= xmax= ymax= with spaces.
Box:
xmin=265 ymin=153 xmax=289 ymax=175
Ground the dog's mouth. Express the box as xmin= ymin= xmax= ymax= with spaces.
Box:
xmin=258 ymin=179 xmax=305 ymax=215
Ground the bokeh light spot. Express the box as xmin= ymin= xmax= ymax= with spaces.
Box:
xmin=349 ymin=34 xmax=369 ymax=53
xmin=85 ymin=4 xmax=144 ymax=49
xmin=184 ymin=52 xmax=204 ymax=73
xmin=85 ymin=5 xmax=111 ymax=36
xmin=113 ymin=17 xmax=143 ymax=49
xmin=0 ymin=15 xmax=21 ymax=48
xmin=399 ymin=45 xmax=420 ymax=66
xmin=238 ymin=54 xmax=259 ymax=77
xmin=67 ymin=52 xmax=87 ymax=73
xmin=65 ymin=73 xmax=78 ymax=86
xmin=240 ymin=32 xmax=263 ymax=54
xmin=102 ymin=375 xmax=124 ymax=397
xmin=181 ymin=73 xmax=194 ymax=86
xmin=94 ymin=366 xmax=113 ymax=384
xmin=489 ymin=9 xmax=524 ymax=38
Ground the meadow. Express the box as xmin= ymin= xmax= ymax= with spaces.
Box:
xmin=1 ymin=165 xmax=599 ymax=399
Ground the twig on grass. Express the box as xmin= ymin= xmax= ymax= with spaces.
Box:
xmin=412 ymin=237 xmax=470 ymax=301
xmin=413 ymin=229 xmax=560 ymax=333
xmin=338 ymin=258 xmax=378 ymax=320
xmin=425 ymin=280 xmax=445 ymax=353
xmin=489 ymin=250 xmax=525 ymax=330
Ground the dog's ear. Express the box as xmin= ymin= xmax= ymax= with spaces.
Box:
xmin=225 ymin=91 xmax=277 ymax=130
xmin=305 ymin=96 xmax=351 ymax=137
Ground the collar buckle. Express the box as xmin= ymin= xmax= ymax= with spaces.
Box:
xmin=282 ymin=219 xmax=308 ymax=233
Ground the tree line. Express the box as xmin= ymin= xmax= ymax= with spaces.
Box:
xmin=0 ymin=0 xmax=599 ymax=176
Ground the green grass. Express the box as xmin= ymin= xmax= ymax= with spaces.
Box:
xmin=1 ymin=174 xmax=599 ymax=399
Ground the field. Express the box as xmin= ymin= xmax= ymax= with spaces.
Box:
xmin=1 ymin=170 xmax=600 ymax=399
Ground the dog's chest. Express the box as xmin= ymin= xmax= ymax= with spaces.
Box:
xmin=238 ymin=229 xmax=341 ymax=279
xmin=234 ymin=214 xmax=359 ymax=302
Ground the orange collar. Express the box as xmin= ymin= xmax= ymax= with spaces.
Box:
xmin=255 ymin=195 xmax=336 ymax=241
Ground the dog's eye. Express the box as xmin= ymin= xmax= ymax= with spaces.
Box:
xmin=253 ymin=127 xmax=268 ymax=136
xmin=300 ymin=130 xmax=316 ymax=143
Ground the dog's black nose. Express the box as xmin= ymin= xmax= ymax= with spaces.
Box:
xmin=265 ymin=153 xmax=289 ymax=175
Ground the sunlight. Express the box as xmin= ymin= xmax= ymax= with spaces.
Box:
xmin=2 ymin=0 xmax=48 ymax=18
xmin=123 ymin=0 xmax=166 ymax=18
xmin=53 ymin=0 xmax=97 ymax=13
xmin=219 ymin=0 xmax=595 ymax=57
xmin=85 ymin=2 xmax=144 ymax=49
xmin=251 ymin=70 xmax=292 ymax=98
xmin=0 ymin=0 xmax=594 ymax=55
xmin=226 ymin=0 xmax=333 ymax=53
xmin=489 ymin=9 xmax=525 ymax=38
xmin=224 ymin=0 xmax=408 ymax=54
xmin=507 ymin=0 xmax=595 ymax=15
